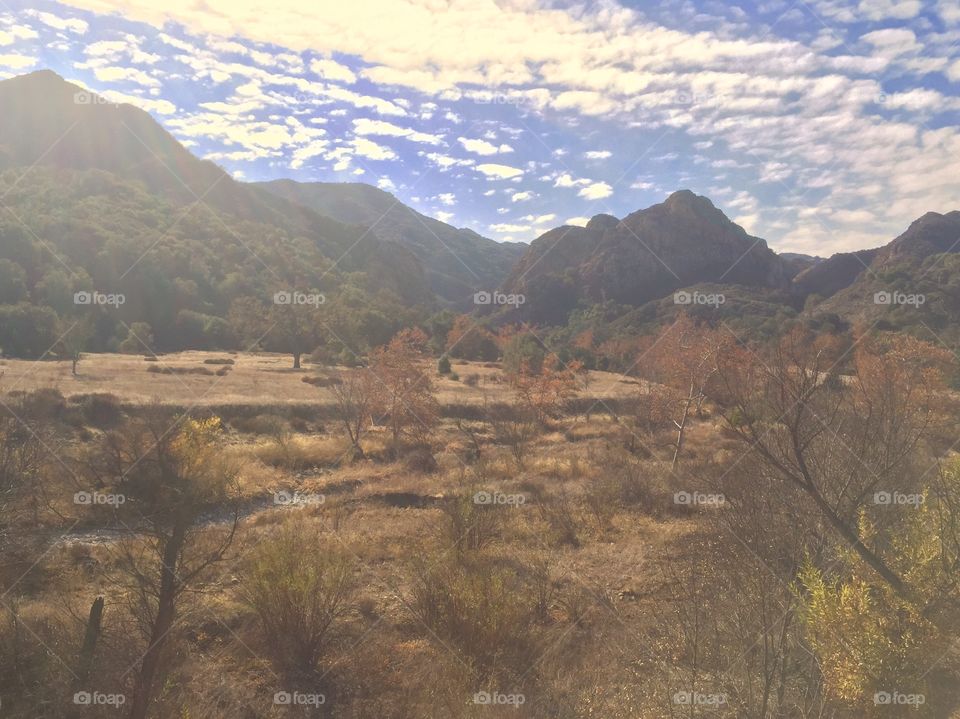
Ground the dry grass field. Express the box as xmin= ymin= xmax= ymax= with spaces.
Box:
xmin=0 ymin=351 xmax=641 ymax=407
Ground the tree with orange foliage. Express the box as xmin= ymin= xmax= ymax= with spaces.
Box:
xmin=515 ymin=352 xmax=582 ymax=425
xmin=715 ymin=326 xmax=952 ymax=602
xmin=641 ymin=313 xmax=733 ymax=467
xmin=444 ymin=314 xmax=499 ymax=361
xmin=368 ymin=327 xmax=439 ymax=449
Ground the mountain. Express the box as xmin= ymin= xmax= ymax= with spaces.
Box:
xmin=500 ymin=190 xmax=790 ymax=325
xmin=254 ymin=179 xmax=526 ymax=305
xmin=808 ymin=211 xmax=960 ymax=341
xmin=0 ymin=70 xmax=431 ymax=306
xmin=791 ymin=248 xmax=879 ymax=300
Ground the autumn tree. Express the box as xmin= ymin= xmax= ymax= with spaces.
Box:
xmin=368 ymin=328 xmax=439 ymax=450
xmin=444 ymin=314 xmax=499 ymax=361
xmin=715 ymin=327 xmax=952 ymax=604
xmin=329 ymin=368 xmax=375 ymax=460
xmin=641 ymin=313 xmax=732 ymax=467
xmin=80 ymin=411 xmax=240 ymax=719
xmin=514 ymin=352 xmax=581 ymax=425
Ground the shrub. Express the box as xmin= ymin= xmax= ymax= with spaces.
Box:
xmin=438 ymin=355 xmax=451 ymax=375
xmin=439 ymin=494 xmax=503 ymax=555
xmin=410 ymin=556 xmax=541 ymax=679
xmin=240 ymin=521 xmax=354 ymax=678
xmin=70 ymin=393 xmax=123 ymax=427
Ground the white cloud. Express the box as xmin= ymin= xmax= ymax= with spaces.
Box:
xmin=578 ymin=181 xmax=613 ymax=200
xmin=0 ymin=53 xmax=37 ymax=69
xmin=510 ymin=190 xmax=534 ymax=202
xmin=310 ymin=57 xmax=356 ymax=84
xmin=565 ymin=216 xmax=590 ymax=227
xmin=92 ymin=65 xmax=161 ymax=87
xmin=857 ymin=0 xmax=921 ymax=21
xmin=475 ymin=163 xmax=523 ymax=179
xmin=353 ymin=118 xmax=443 ymax=145
xmin=457 ymin=137 xmax=513 ymax=155
xmin=351 ymin=137 xmax=397 ymax=160
xmin=490 ymin=222 xmax=531 ymax=233
xmin=99 ymin=88 xmax=176 ymax=114
xmin=584 ymin=150 xmax=612 ymax=159
xmin=377 ymin=176 xmax=396 ymax=191
xmin=435 ymin=210 xmax=454 ymax=223
xmin=437 ymin=192 xmax=455 ymax=206
xmin=26 ymin=10 xmax=88 ymax=34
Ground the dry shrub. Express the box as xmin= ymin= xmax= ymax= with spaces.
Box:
xmin=439 ymin=493 xmax=504 ymax=555
xmin=301 ymin=374 xmax=342 ymax=387
xmin=251 ymin=434 xmax=350 ymax=471
xmin=146 ymin=365 xmax=214 ymax=376
xmin=70 ymin=392 xmax=123 ymax=427
xmin=202 ymin=358 xmax=235 ymax=365
xmin=404 ymin=445 xmax=439 ymax=474
xmin=239 ymin=520 xmax=354 ymax=679
xmin=525 ymin=484 xmax=581 ymax=548
xmin=410 ymin=555 xmax=542 ymax=680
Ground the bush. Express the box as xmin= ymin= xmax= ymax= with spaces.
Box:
xmin=70 ymin=393 xmax=123 ymax=427
xmin=438 ymin=355 xmax=451 ymax=375
xmin=439 ymin=494 xmax=503 ymax=555
xmin=410 ymin=556 xmax=542 ymax=679
xmin=240 ymin=521 xmax=354 ymax=678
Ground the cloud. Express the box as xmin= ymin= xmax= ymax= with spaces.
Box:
xmin=351 ymin=137 xmax=397 ymax=160
xmin=310 ymin=57 xmax=356 ymax=84
xmin=435 ymin=210 xmax=454 ymax=223
xmin=99 ymin=88 xmax=176 ymax=114
xmin=437 ymin=192 xmax=455 ymax=205
xmin=26 ymin=9 xmax=88 ymax=34
xmin=584 ymin=150 xmax=612 ymax=159
xmin=857 ymin=0 xmax=921 ymax=20
xmin=578 ymin=181 xmax=613 ymax=200
xmin=490 ymin=222 xmax=531 ymax=233
xmin=475 ymin=163 xmax=523 ymax=179
xmin=353 ymin=117 xmax=443 ymax=145
xmin=91 ymin=65 xmax=162 ymax=87
xmin=457 ymin=137 xmax=513 ymax=155
xmin=376 ymin=176 xmax=396 ymax=191
xmin=565 ymin=216 xmax=590 ymax=227
xmin=510 ymin=190 xmax=534 ymax=202
xmin=0 ymin=53 xmax=37 ymax=69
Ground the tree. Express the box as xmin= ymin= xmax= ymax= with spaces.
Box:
xmin=0 ymin=259 xmax=28 ymax=304
xmin=329 ymin=368 xmax=375 ymax=460
xmin=368 ymin=328 xmax=439 ymax=449
xmin=119 ymin=322 xmax=155 ymax=354
xmin=80 ymin=412 xmax=240 ymax=719
xmin=514 ymin=352 xmax=581 ymax=425
xmin=229 ymin=295 xmax=325 ymax=368
xmin=57 ymin=316 xmax=94 ymax=375
xmin=0 ymin=303 xmax=59 ymax=359
xmin=715 ymin=327 xmax=951 ymax=604
xmin=641 ymin=313 xmax=732 ymax=467
xmin=444 ymin=314 xmax=499 ymax=361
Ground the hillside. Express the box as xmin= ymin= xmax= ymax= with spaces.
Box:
xmin=255 ymin=179 xmax=526 ymax=305
xmin=500 ymin=190 xmax=790 ymax=325
xmin=0 ymin=70 xmax=431 ymax=307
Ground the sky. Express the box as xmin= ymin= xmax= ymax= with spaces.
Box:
xmin=0 ymin=0 xmax=959 ymax=256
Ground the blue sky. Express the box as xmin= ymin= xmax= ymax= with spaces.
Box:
xmin=1 ymin=0 xmax=959 ymax=255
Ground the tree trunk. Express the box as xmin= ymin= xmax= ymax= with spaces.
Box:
xmin=72 ymin=356 xmax=78 ymax=375
xmin=672 ymin=397 xmax=693 ymax=469
xmin=128 ymin=523 xmax=185 ymax=719
xmin=292 ymin=352 xmax=301 ymax=369
xmin=66 ymin=596 xmax=104 ymax=719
